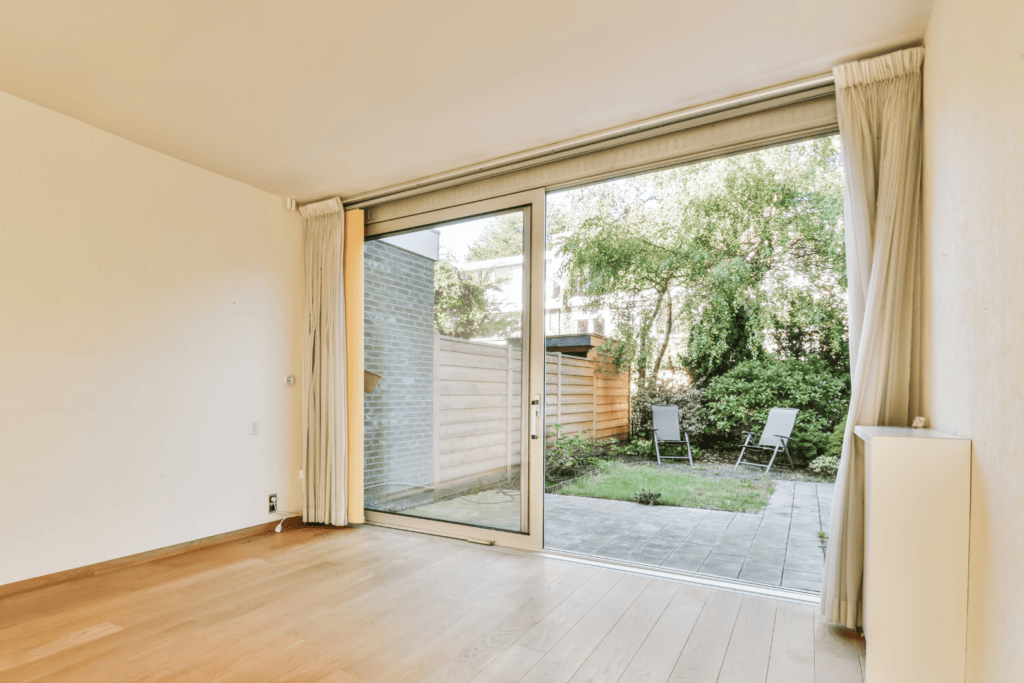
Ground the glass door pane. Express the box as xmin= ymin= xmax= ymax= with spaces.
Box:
xmin=363 ymin=210 xmax=528 ymax=533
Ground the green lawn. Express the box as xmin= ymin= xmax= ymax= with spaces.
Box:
xmin=557 ymin=461 xmax=775 ymax=513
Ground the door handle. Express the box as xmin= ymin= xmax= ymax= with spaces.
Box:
xmin=531 ymin=395 xmax=541 ymax=440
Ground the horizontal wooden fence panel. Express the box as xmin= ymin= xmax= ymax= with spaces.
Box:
xmin=433 ymin=334 xmax=630 ymax=493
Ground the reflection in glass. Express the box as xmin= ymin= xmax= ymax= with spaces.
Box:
xmin=363 ymin=212 xmax=526 ymax=532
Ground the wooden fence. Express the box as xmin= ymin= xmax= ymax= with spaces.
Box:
xmin=435 ymin=334 xmax=630 ymax=493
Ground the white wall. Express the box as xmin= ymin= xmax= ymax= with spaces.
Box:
xmin=922 ymin=1 xmax=1024 ymax=681
xmin=0 ymin=89 xmax=303 ymax=586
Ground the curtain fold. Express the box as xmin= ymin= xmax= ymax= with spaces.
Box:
xmin=821 ymin=46 xmax=925 ymax=629
xmin=301 ymin=197 xmax=348 ymax=526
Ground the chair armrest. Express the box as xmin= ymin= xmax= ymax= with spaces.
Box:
xmin=774 ymin=434 xmax=792 ymax=443
xmin=742 ymin=431 xmax=761 ymax=437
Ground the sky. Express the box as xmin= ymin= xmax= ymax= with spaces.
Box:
xmin=435 ymin=212 xmax=518 ymax=265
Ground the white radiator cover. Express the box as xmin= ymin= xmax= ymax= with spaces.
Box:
xmin=857 ymin=426 xmax=971 ymax=683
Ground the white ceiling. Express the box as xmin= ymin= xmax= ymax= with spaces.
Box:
xmin=0 ymin=1 xmax=935 ymax=202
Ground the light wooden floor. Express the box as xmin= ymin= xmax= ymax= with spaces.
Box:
xmin=0 ymin=523 xmax=865 ymax=683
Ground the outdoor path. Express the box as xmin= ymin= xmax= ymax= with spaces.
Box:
xmin=544 ymin=480 xmax=833 ymax=592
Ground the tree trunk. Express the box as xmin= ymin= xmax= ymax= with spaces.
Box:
xmin=637 ymin=285 xmax=667 ymax=381
xmin=652 ymin=288 xmax=673 ymax=378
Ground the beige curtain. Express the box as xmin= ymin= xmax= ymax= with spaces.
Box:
xmin=301 ymin=198 xmax=348 ymax=526
xmin=821 ymin=47 xmax=925 ymax=629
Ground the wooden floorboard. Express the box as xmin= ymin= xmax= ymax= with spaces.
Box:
xmin=717 ymin=596 xmax=777 ymax=683
xmin=0 ymin=524 xmax=864 ymax=683
xmin=765 ymin=601 xmax=815 ymax=683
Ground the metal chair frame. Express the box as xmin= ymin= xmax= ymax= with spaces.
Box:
xmin=733 ymin=407 xmax=800 ymax=475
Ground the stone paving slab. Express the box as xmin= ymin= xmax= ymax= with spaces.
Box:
xmin=544 ymin=479 xmax=834 ymax=593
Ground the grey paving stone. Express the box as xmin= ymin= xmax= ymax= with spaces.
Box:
xmin=626 ymin=553 xmax=667 ymax=567
xmin=666 ymin=542 xmax=711 ymax=558
xmin=745 ymin=553 xmax=785 ymax=568
xmin=599 ymin=536 xmax=647 ymax=550
xmin=782 ymin=576 xmax=823 ymax=591
xmin=653 ymin=530 xmax=692 ymax=544
xmin=629 ymin=545 xmax=673 ymax=561
xmin=699 ymin=559 xmax=743 ymax=579
xmin=706 ymin=550 xmax=747 ymax=565
xmin=640 ymin=539 xmax=681 ymax=553
xmin=660 ymin=555 xmax=702 ymax=572
xmin=783 ymin=568 xmax=825 ymax=581
xmin=739 ymin=564 xmax=784 ymax=585
xmin=628 ymin=521 xmax=669 ymax=535
xmin=596 ymin=546 xmax=635 ymax=560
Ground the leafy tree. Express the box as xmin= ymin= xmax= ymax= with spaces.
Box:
xmin=433 ymin=259 xmax=520 ymax=339
xmin=466 ymin=213 xmax=523 ymax=262
xmin=549 ymin=136 xmax=847 ymax=383
xmin=767 ymin=289 xmax=850 ymax=375
xmin=549 ymin=179 xmax=687 ymax=379
xmin=683 ymin=292 xmax=765 ymax=384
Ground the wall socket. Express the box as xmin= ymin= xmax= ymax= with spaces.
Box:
xmin=249 ymin=422 xmax=259 ymax=436
xmin=269 ymin=494 xmax=278 ymax=513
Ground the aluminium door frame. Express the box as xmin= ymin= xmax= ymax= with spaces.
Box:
xmin=363 ymin=189 xmax=547 ymax=552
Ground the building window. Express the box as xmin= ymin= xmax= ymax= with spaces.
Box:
xmin=547 ymin=310 xmax=560 ymax=334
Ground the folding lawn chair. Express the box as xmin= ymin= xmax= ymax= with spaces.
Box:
xmin=733 ymin=407 xmax=799 ymax=475
xmin=652 ymin=404 xmax=693 ymax=466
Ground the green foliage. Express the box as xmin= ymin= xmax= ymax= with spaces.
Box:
xmin=466 ymin=213 xmax=523 ymax=262
xmin=433 ymin=259 xmax=520 ymax=339
xmin=769 ymin=290 xmax=850 ymax=375
xmin=634 ymin=489 xmax=663 ymax=506
xmin=704 ymin=358 xmax=850 ymax=465
xmin=682 ymin=296 xmax=765 ymax=385
xmin=809 ymin=454 xmax=840 ymax=480
xmin=545 ymin=427 xmax=603 ymax=479
xmin=630 ymin=377 xmax=707 ymax=441
xmin=826 ymin=414 xmax=848 ymax=461
xmin=548 ymin=136 xmax=847 ymax=383
xmin=809 ymin=414 xmax=847 ymax=480
xmin=608 ymin=439 xmax=653 ymax=458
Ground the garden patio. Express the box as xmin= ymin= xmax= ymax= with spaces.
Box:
xmin=545 ymin=478 xmax=832 ymax=592
xmin=399 ymin=472 xmax=832 ymax=593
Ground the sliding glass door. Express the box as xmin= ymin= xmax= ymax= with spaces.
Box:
xmin=363 ymin=191 xmax=546 ymax=549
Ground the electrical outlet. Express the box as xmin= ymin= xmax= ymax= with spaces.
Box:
xmin=269 ymin=494 xmax=278 ymax=513
xmin=249 ymin=422 xmax=259 ymax=436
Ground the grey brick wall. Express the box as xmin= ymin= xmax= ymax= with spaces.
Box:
xmin=363 ymin=240 xmax=435 ymax=510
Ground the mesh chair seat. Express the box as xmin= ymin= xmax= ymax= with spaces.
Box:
xmin=652 ymin=404 xmax=692 ymax=466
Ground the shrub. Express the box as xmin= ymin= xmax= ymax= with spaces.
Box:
xmin=810 ymin=414 xmax=847 ymax=480
xmin=826 ymin=414 xmax=848 ymax=461
xmin=704 ymin=358 xmax=849 ymax=465
xmin=630 ymin=378 xmax=708 ymax=441
xmin=809 ymin=454 xmax=840 ymax=479
xmin=545 ymin=426 xmax=604 ymax=478
xmin=608 ymin=439 xmax=653 ymax=459
xmin=633 ymin=489 xmax=663 ymax=506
